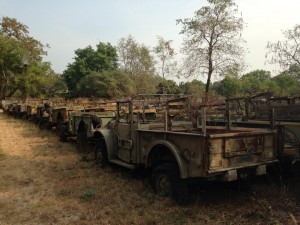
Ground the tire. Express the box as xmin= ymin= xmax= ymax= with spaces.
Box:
xmin=152 ymin=163 xmax=188 ymax=205
xmin=59 ymin=125 xmax=68 ymax=142
xmin=77 ymin=132 xmax=88 ymax=152
xmin=77 ymin=121 xmax=88 ymax=153
xmin=56 ymin=122 xmax=61 ymax=136
xmin=39 ymin=119 xmax=48 ymax=130
xmin=56 ymin=113 xmax=64 ymax=136
xmin=94 ymin=141 xmax=108 ymax=167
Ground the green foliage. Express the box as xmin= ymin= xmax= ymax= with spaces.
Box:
xmin=0 ymin=32 xmax=24 ymax=98
xmin=240 ymin=70 xmax=274 ymax=94
xmin=13 ymin=61 xmax=66 ymax=97
xmin=77 ymin=71 xmax=108 ymax=97
xmin=105 ymin=70 xmax=135 ymax=98
xmin=287 ymin=63 xmax=300 ymax=80
xmin=81 ymin=188 xmax=96 ymax=201
xmin=179 ymin=79 xmax=205 ymax=97
xmin=213 ymin=76 xmax=241 ymax=97
xmin=63 ymin=42 xmax=118 ymax=97
xmin=77 ymin=70 xmax=134 ymax=98
xmin=211 ymin=68 xmax=300 ymax=97
xmin=0 ymin=17 xmax=47 ymax=62
xmin=272 ymin=72 xmax=298 ymax=96
xmin=211 ymin=80 xmax=223 ymax=96
xmin=0 ymin=17 xmax=63 ymax=99
xmin=157 ymin=78 xmax=181 ymax=94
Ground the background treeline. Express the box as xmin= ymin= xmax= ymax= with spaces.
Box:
xmin=0 ymin=17 xmax=66 ymax=99
xmin=1 ymin=0 xmax=300 ymax=100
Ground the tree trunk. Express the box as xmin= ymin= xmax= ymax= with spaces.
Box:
xmin=0 ymin=84 xmax=4 ymax=100
xmin=0 ymin=79 xmax=8 ymax=100
xmin=205 ymin=72 xmax=212 ymax=94
xmin=204 ymin=50 xmax=213 ymax=104
xmin=204 ymin=73 xmax=212 ymax=104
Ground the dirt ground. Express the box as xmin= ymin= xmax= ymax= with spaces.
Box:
xmin=0 ymin=110 xmax=299 ymax=225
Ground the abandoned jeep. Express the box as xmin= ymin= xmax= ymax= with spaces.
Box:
xmin=93 ymin=95 xmax=278 ymax=204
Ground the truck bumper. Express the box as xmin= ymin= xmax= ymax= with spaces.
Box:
xmin=207 ymin=160 xmax=278 ymax=182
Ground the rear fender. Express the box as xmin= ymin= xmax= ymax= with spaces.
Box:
xmin=146 ymin=140 xmax=188 ymax=179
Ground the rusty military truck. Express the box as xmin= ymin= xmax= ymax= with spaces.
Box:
xmin=206 ymin=93 xmax=300 ymax=172
xmin=93 ymin=95 xmax=278 ymax=204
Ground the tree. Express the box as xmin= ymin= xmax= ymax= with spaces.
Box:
xmin=272 ymin=72 xmax=297 ymax=96
xmin=77 ymin=71 xmax=109 ymax=98
xmin=220 ymin=76 xmax=241 ymax=97
xmin=0 ymin=32 xmax=24 ymax=98
xmin=0 ymin=17 xmax=59 ymax=99
xmin=40 ymin=73 xmax=66 ymax=97
xmin=288 ymin=64 xmax=300 ymax=79
xmin=156 ymin=78 xmax=180 ymax=94
xmin=22 ymin=62 xmax=66 ymax=97
xmin=177 ymin=0 xmax=245 ymax=95
xmin=77 ymin=70 xmax=134 ymax=98
xmin=117 ymin=35 xmax=158 ymax=94
xmin=266 ymin=24 xmax=300 ymax=70
xmin=105 ymin=70 xmax=135 ymax=98
xmin=153 ymin=36 xmax=179 ymax=94
xmin=211 ymin=80 xmax=223 ymax=95
xmin=179 ymin=79 xmax=205 ymax=97
xmin=0 ymin=17 xmax=47 ymax=62
xmin=240 ymin=70 xmax=275 ymax=94
xmin=153 ymin=36 xmax=178 ymax=78
xmin=285 ymin=64 xmax=300 ymax=94
xmin=211 ymin=63 xmax=242 ymax=97
xmin=62 ymin=42 xmax=118 ymax=97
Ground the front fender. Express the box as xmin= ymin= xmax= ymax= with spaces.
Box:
xmin=94 ymin=128 xmax=116 ymax=160
xmin=146 ymin=140 xmax=188 ymax=179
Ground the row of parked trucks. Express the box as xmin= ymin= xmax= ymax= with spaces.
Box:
xmin=1 ymin=94 xmax=299 ymax=204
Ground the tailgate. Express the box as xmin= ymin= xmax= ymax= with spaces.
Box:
xmin=208 ymin=131 xmax=276 ymax=173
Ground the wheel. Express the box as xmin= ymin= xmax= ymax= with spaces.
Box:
xmin=94 ymin=141 xmax=108 ymax=168
xmin=77 ymin=131 xmax=88 ymax=152
xmin=154 ymin=172 xmax=173 ymax=196
xmin=56 ymin=122 xmax=61 ymax=136
xmin=76 ymin=120 xmax=88 ymax=153
xmin=152 ymin=163 xmax=188 ymax=205
xmin=39 ymin=119 xmax=48 ymax=130
xmin=59 ymin=125 xmax=68 ymax=142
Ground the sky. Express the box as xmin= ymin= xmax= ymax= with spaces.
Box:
xmin=1 ymin=0 xmax=300 ymax=82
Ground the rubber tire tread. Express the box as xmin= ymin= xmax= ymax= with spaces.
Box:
xmin=152 ymin=163 xmax=188 ymax=205
xmin=94 ymin=141 xmax=108 ymax=167
xmin=59 ymin=125 xmax=68 ymax=142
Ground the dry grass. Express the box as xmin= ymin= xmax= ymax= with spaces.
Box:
xmin=0 ymin=112 xmax=299 ymax=225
